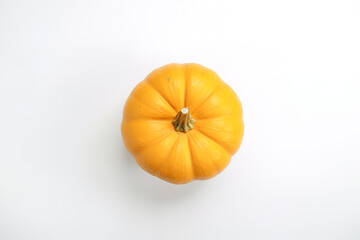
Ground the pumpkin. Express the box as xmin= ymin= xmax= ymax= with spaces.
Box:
xmin=121 ymin=63 xmax=244 ymax=184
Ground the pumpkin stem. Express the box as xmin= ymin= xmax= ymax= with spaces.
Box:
xmin=172 ymin=107 xmax=195 ymax=133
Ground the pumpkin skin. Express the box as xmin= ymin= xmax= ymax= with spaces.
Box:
xmin=121 ymin=63 xmax=244 ymax=184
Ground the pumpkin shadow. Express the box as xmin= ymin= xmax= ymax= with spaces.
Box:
xmin=119 ymin=145 xmax=205 ymax=204
xmin=83 ymin=103 xmax=205 ymax=207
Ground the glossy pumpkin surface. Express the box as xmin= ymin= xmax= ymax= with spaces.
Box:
xmin=121 ymin=63 xmax=244 ymax=184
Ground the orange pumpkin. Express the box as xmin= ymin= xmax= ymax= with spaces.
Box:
xmin=121 ymin=63 xmax=244 ymax=184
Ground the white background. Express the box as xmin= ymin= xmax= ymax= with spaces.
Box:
xmin=1 ymin=0 xmax=360 ymax=239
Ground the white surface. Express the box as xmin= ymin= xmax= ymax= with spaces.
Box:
xmin=1 ymin=0 xmax=360 ymax=239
